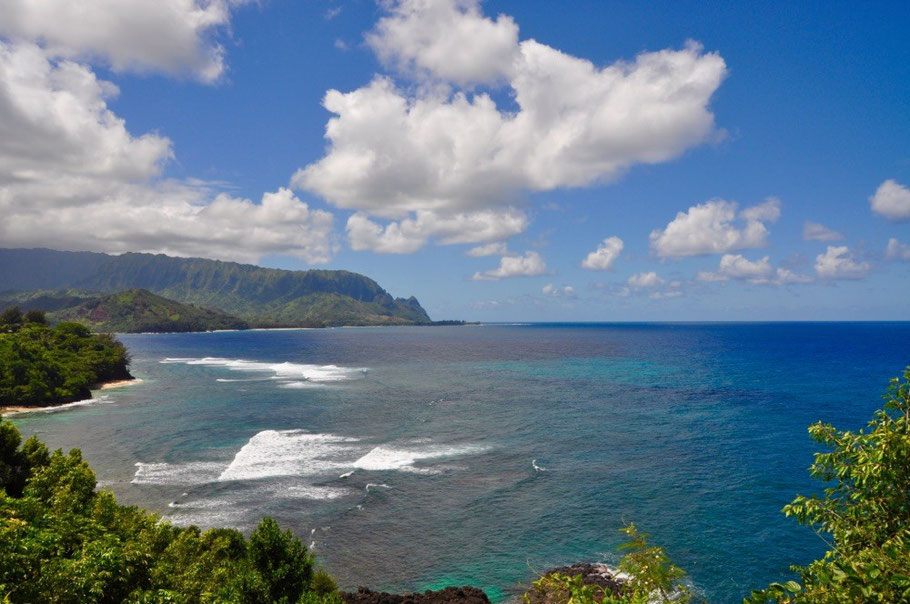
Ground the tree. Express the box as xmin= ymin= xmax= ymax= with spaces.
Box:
xmin=0 ymin=307 xmax=22 ymax=332
xmin=248 ymin=517 xmax=315 ymax=603
xmin=748 ymin=367 xmax=910 ymax=603
xmin=0 ymin=418 xmax=336 ymax=603
xmin=23 ymin=309 xmax=47 ymax=325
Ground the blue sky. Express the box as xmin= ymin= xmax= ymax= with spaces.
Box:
xmin=1 ymin=0 xmax=908 ymax=320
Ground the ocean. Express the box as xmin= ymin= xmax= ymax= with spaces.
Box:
xmin=10 ymin=323 xmax=910 ymax=602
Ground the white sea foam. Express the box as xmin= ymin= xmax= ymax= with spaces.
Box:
xmin=218 ymin=430 xmax=358 ymax=481
xmin=286 ymin=485 xmax=352 ymax=500
xmin=131 ymin=461 xmax=224 ymax=485
xmin=532 ymin=459 xmax=547 ymax=472
xmin=281 ymin=381 xmax=316 ymax=388
xmin=353 ymin=444 xmax=488 ymax=473
xmin=161 ymin=357 xmax=365 ymax=385
xmin=135 ymin=429 xmax=489 ymax=529
xmin=5 ymin=395 xmax=117 ymax=416
xmin=135 ymin=432 xmax=488 ymax=487
xmin=168 ymin=498 xmax=231 ymax=510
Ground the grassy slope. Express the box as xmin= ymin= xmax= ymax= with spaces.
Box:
xmin=50 ymin=289 xmax=250 ymax=333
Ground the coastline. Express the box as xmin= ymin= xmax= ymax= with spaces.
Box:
xmin=1 ymin=377 xmax=141 ymax=416
xmin=99 ymin=378 xmax=141 ymax=390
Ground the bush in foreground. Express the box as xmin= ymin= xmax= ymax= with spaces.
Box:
xmin=0 ymin=418 xmax=338 ymax=603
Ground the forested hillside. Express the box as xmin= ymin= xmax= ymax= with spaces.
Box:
xmin=51 ymin=289 xmax=249 ymax=333
xmin=0 ymin=310 xmax=132 ymax=407
xmin=0 ymin=249 xmax=431 ymax=327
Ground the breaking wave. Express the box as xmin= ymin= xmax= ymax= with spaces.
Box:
xmin=160 ymin=357 xmax=366 ymax=386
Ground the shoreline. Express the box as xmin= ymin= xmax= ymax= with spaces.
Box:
xmin=99 ymin=378 xmax=142 ymax=390
xmin=1 ymin=377 xmax=141 ymax=417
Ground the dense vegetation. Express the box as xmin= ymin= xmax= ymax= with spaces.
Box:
xmin=0 ymin=248 xmax=431 ymax=327
xmin=0 ymin=418 xmax=339 ymax=602
xmin=51 ymin=289 xmax=249 ymax=333
xmin=0 ymin=309 xmax=132 ymax=407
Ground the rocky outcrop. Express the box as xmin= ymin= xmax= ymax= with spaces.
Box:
xmin=524 ymin=563 xmax=625 ymax=604
xmin=341 ymin=586 xmax=490 ymax=604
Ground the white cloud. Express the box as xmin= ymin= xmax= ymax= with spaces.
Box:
xmin=296 ymin=42 xmax=726 ymax=215
xmin=542 ymin=283 xmax=575 ymax=298
xmin=815 ymin=246 xmax=871 ymax=280
xmin=472 ymin=250 xmax=547 ymax=281
xmin=0 ymin=0 xmax=249 ymax=82
xmin=2 ymin=182 xmax=337 ymax=264
xmin=698 ymin=253 xmax=813 ymax=285
xmin=774 ymin=268 xmax=814 ymax=284
xmin=581 ymin=236 xmax=623 ymax=270
xmin=697 ymin=254 xmax=772 ymax=282
xmin=0 ymin=42 xmax=172 ymax=184
xmin=293 ymin=0 xmax=726 ymax=251
xmin=649 ymin=290 xmax=682 ymax=300
xmin=719 ymin=254 xmax=772 ymax=280
xmin=346 ymin=208 xmax=527 ymax=254
xmin=649 ymin=198 xmax=780 ymax=258
xmin=740 ymin=198 xmax=782 ymax=222
xmin=803 ymin=221 xmax=844 ymax=242
xmin=885 ymin=238 xmax=910 ymax=261
xmin=467 ymin=242 xmax=508 ymax=257
xmin=627 ymin=272 xmax=665 ymax=288
xmin=870 ymin=179 xmax=910 ymax=221
xmin=366 ymin=0 xmax=519 ymax=87
xmin=0 ymin=42 xmax=337 ymax=264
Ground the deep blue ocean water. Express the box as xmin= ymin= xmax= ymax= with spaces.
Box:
xmin=10 ymin=323 xmax=910 ymax=602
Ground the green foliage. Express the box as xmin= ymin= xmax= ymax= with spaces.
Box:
xmin=50 ymin=289 xmax=249 ymax=333
xmin=525 ymin=524 xmax=690 ymax=604
xmin=23 ymin=309 xmax=47 ymax=325
xmin=248 ymin=518 xmax=315 ymax=603
xmin=747 ymin=367 xmax=910 ymax=603
xmin=0 ymin=319 xmax=132 ymax=406
xmin=0 ymin=421 xmax=50 ymax=497
xmin=0 ymin=249 xmax=433 ymax=327
xmin=311 ymin=569 xmax=339 ymax=597
xmin=527 ymin=572 xmax=625 ymax=604
xmin=0 ymin=418 xmax=339 ymax=603
xmin=618 ymin=524 xmax=690 ymax=603
xmin=0 ymin=308 xmax=22 ymax=332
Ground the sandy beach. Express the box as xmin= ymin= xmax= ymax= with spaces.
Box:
xmin=99 ymin=378 xmax=142 ymax=390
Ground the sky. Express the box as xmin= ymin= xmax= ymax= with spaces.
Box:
xmin=0 ymin=0 xmax=908 ymax=321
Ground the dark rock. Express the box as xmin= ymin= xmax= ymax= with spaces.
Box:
xmin=524 ymin=563 xmax=625 ymax=604
xmin=341 ymin=586 xmax=491 ymax=604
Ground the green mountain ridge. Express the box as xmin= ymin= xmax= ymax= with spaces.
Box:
xmin=0 ymin=248 xmax=432 ymax=327
xmin=50 ymin=289 xmax=250 ymax=333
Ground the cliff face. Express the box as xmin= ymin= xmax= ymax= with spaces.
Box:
xmin=0 ymin=248 xmax=431 ymax=327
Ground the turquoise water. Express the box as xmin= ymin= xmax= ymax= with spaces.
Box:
xmin=10 ymin=323 xmax=910 ymax=602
